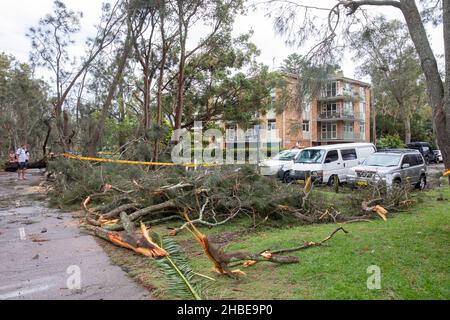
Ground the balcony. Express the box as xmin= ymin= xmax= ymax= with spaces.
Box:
xmin=317 ymin=110 xmax=360 ymax=122
xmin=266 ymin=109 xmax=277 ymax=120
xmin=317 ymin=132 xmax=366 ymax=143
xmin=317 ymin=90 xmax=360 ymax=102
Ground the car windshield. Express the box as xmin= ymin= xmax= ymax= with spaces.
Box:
xmin=364 ymin=154 xmax=402 ymax=167
xmin=295 ymin=149 xmax=326 ymax=164
xmin=273 ymin=151 xmax=298 ymax=161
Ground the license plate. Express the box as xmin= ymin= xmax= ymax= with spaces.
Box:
xmin=356 ymin=181 xmax=368 ymax=186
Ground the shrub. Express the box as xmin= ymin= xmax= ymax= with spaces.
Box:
xmin=377 ymin=134 xmax=405 ymax=150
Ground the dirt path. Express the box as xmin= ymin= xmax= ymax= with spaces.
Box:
xmin=0 ymin=169 xmax=151 ymax=300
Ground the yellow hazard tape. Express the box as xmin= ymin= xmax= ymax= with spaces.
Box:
xmin=63 ymin=153 xmax=220 ymax=168
xmin=444 ymin=169 xmax=450 ymax=177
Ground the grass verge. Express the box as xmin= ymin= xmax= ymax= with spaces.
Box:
xmin=97 ymin=186 xmax=450 ymax=300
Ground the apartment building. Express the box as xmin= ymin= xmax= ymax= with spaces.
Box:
xmin=223 ymin=73 xmax=372 ymax=149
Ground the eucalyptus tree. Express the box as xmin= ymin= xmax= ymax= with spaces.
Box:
xmin=175 ymin=31 xmax=285 ymax=130
xmin=352 ymin=18 xmax=427 ymax=144
xmin=0 ymin=54 xmax=49 ymax=157
xmin=27 ymin=0 xmax=126 ymax=150
xmin=169 ymin=0 xmax=245 ymax=133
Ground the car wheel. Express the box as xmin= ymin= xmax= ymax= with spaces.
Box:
xmin=283 ymin=172 xmax=293 ymax=183
xmin=416 ymin=175 xmax=427 ymax=190
xmin=327 ymin=175 xmax=340 ymax=186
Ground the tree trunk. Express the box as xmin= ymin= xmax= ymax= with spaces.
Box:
xmin=153 ymin=38 xmax=168 ymax=162
xmin=143 ymin=68 xmax=151 ymax=134
xmin=87 ymin=32 xmax=133 ymax=157
xmin=400 ymin=0 xmax=450 ymax=182
xmin=174 ymin=1 xmax=187 ymax=134
xmin=403 ymin=105 xmax=411 ymax=144
xmin=175 ymin=42 xmax=186 ymax=133
xmin=443 ymin=0 xmax=450 ymax=183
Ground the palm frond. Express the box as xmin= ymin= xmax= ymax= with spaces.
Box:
xmin=153 ymin=233 xmax=205 ymax=300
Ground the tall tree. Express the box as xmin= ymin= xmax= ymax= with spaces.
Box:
xmin=28 ymin=0 xmax=125 ymax=150
xmin=0 ymin=54 xmax=49 ymax=157
xmin=170 ymin=0 xmax=244 ymax=133
xmin=351 ymin=18 xmax=426 ymax=144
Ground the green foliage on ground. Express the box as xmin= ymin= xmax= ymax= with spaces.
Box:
xmin=100 ymin=186 xmax=450 ymax=300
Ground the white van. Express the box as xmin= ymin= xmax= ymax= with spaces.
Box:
xmin=280 ymin=143 xmax=377 ymax=184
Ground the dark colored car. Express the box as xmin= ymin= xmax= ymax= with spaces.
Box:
xmin=406 ymin=142 xmax=437 ymax=164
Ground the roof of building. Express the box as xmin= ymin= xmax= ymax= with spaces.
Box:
xmin=282 ymin=72 xmax=371 ymax=88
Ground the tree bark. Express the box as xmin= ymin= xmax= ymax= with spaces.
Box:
xmin=443 ymin=0 xmax=450 ymax=182
xmin=399 ymin=0 xmax=449 ymax=182
xmin=403 ymin=104 xmax=411 ymax=144
xmin=87 ymin=31 xmax=133 ymax=157
xmin=343 ymin=0 xmax=450 ymax=183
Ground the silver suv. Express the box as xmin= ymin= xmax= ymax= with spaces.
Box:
xmin=347 ymin=150 xmax=427 ymax=189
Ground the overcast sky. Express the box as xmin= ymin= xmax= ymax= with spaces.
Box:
xmin=0 ymin=0 xmax=444 ymax=82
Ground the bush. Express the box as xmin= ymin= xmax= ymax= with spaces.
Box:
xmin=377 ymin=134 xmax=405 ymax=150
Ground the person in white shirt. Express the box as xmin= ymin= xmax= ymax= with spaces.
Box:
xmin=16 ymin=144 xmax=28 ymax=180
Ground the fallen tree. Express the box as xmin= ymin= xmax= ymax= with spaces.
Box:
xmin=3 ymin=159 xmax=48 ymax=172
xmin=47 ymin=159 xmax=413 ymax=236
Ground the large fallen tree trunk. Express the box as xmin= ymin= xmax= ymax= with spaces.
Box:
xmin=81 ymin=212 xmax=167 ymax=258
xmin=3 ymin=159 xmax=48 ymax=172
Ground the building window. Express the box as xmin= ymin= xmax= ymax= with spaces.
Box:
xmin=360 ymin=124 xmax=365 ymax=134
xmin=302 ymin=120 xmax=310 ymax=132
xmin=359 ymin=87 xmax=366 ymax=101
xmin=268 ymin=120 xmax=277 ymax=131
xmin=344 ymin=82 xmax=352 ymax=93
xmin=359 ymin=102 xmax=366 ymax=117
xmin=344 ymin=101 xmax=353 ymax=116
xmin=321 ymin=103 xmax=337 ymax=118
xmin=321 ymin=123 xmax=337 ymax=140
xmin=344 ymin=122 xmax=354 ymax=133
xmin=326 ymin=82 xmax=337 ymax=97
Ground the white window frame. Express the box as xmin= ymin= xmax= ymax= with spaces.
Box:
xmin=268 ymin=120 xmax=277 ymax=131
xmin=321 ymin=123 xmax=337 ymax=140
xmin=302 ymin=120 xmax=310 ymax=133
xmin=344 ymin=122 xmax=354 ymax=133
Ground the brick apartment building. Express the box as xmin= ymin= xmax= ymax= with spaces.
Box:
xmin=223 ymin=73 xmax=373 ymax=149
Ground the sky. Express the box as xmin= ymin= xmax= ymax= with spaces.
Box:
xmin=0 ymin=0 xmax=445 ymax=82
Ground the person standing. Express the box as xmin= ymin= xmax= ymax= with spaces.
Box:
xmin=8 ymin=150 xmax=17 ymax=164
xmin=16 ymin=144 xmax=27 ymax=180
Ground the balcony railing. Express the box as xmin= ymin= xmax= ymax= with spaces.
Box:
xmin=318 ymin=132 xmax=366 ymax=142
xmin=302 ymin=111 xmax=311 ymax=121
xmin=318 ymin=110 xmax=360 ymax=121
xmin=317 ymin=90 xmax=361 ymax=101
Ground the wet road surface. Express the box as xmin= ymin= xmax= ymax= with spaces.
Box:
xmin=0 ymin=170 xmax=150 ymax=300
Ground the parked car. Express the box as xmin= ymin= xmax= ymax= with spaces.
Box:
xmin=406 ymin=142 xmax=437 ymax=164
xmin=433 ymin=150 xmax=443 ymax=163
xmin=259 ymin=149 xmax=302 ymax=176
xmin=279 ymin=143 xmax=377 ymax=184
xmin=347 ymin=149 xmax=427 ymax=189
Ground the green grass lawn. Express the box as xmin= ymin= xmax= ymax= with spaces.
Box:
xmin=101 ymin=186 xmax=450 ymax=300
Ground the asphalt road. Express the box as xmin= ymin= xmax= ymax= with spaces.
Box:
xmin=0 ymin=169 xmax=150 ymax=300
